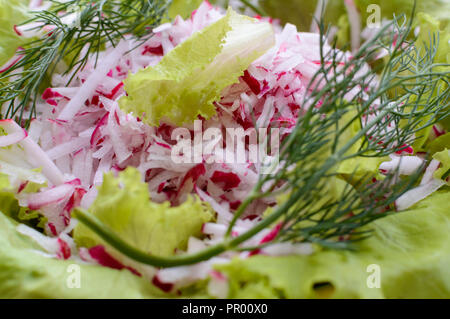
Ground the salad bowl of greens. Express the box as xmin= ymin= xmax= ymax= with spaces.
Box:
xmin=0 ymin=0 xmax=449 ymax=298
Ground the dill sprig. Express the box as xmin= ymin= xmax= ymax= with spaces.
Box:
xmin=0 ymin=0 xmax=171 ymax=125
xmin=74 ymin=10 xmax=449 ymax=267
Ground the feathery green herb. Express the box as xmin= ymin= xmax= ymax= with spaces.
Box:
xmin=74 ymin=9 xmax=449 ymax=267
xmin=0 ymin=0 xmax=171 ymax=125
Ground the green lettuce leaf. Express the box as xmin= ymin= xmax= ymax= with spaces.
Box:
xmin=0 ymin=0 xmax=30 ymax=66
xmin=260 ymin=0 xmax=450 ymax=32
xmin=415 ymin=13 xmax=450 ymax=64
xmin=351 ymin=0 xmax=450 ymax=27
xmin=411 ymin=13 xmax=450 ymax=151
xmin=259 ymin=0 xmax=324 ymax=31
xmin=168 ymin=0 xmax=203 ymax=19
xmin=433 ymin=149 xmax=450 ymax=182
xmin=217 ymin=190 xmax=450 ymax=298
xmin=0 ymin=211 xmax=167 ymax=298
xmin=266 ymin=175 xmax=352 ymax=224
xmin=335 ymin=14 xmax=351 ymax=48
xmin=0 ymin=174 xmax=18 ymax=220
xmin=440 ymin=116 xmax=450 ymax=132
xmin=119 ymin=8 xmax=275 ymax=126
xmin=428 ymin=132 xmax=450 ymax=154
xmin=0 ymin=173 xmax=46 ymax=229
xmin=0 ymin=167 xmax=208 ymax=298
xmin=73 ymin=167 xmax=213 ymax=258
xmin=335 ymin=109 xmax=387 ymax=180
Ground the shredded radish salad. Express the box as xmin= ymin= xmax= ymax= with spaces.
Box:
xmin=0 ymin=1 xmax=448 ymax=296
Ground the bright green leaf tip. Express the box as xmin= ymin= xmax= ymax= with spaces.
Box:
xmin=73 ymin=167 xmax=213 ymax=262
xmin=119 ymin=8 xmax=275 ymax=126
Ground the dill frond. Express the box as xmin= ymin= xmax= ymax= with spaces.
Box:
xmin=0 ymin=0 xmax=171 ymax=125
xmin=73 ymin=10 xmax=449 ymax=267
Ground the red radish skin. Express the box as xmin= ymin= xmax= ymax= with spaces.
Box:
xmin=88 ymin=246 xmax=141 ymax=276
xmin=211 ymin=171 xmax=241 ymax=190
xmin=152 ymin=275 xmax=174 ymax=292
xmin=57 ymin=238 xmax=71 ymax=260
